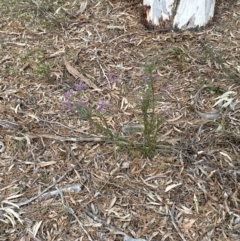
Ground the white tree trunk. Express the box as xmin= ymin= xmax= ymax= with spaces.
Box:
xmin=143 ymin=0 xmax=216 ymax=30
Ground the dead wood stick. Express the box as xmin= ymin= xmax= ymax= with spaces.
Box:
xmin=16 ymin=156 xmax=84 ymax=208
xmin=67 ymin=204 xmax=94 ymax=241
xmin=10 ymin=133 xmax=174 ymax=151
xmin=83 ymin=207 xmax=128 ymax=236
xmin=55 ymin=185 xmax=93 ymax=241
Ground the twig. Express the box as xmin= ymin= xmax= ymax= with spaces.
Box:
xmin=16 ymin=156 xmax=84 ymax=207
xmin=93 ymin=26 xmax=102 ymax=42
xmin=109 ymin=32 xmax=136 ymax=43
xmin=10 ymin=134 xmax=108 ymax=143
xmin=83 ymin=207 xmax=128 ymax=236
xmin=68 ymin=206 xmax=94 ymax=241
xmin=56 ymin=186 xmax=93 ymax=241
xmin=41 ymin=184 xmax=82 ymax=199
xmin=10 ymin=133 xmax=174 ymax=151
xmin=169 ymin=204 xmax=187 ymax=241
xmin=95 ymin=49 xmax=110 ymax=87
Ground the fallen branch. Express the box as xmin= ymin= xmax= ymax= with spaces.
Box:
xmin=16 ymin=156 xmax=84 ymax=208
xmin=83 ymin=207 xmax=128 ymax=236
xmin=10 ymin=133 xmax=107 ymax=143
xmin=67 ymin=204 xmax=94 ymax=241
xmin=9 ymin=133 xmax=174 ymax=151
xmin=54 ymin=185 xmax=93 ymax=241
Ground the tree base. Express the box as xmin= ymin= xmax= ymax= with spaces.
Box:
xmin=142 ymin=0 xmax=216 ymax=30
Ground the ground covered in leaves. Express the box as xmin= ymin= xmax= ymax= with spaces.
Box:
xmin=0 ymin=0 xmax=240 ymax=240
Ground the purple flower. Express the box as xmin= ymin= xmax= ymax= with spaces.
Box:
xmin=64 ymin=89 xmax=73 ymax=100
xmin=109 ymin=73 xmax=120 ymax=83
xmin=62 ymin=100 xmax=73 ymax=110
xmin=76 ymin=99 xmax=88 ymax=107
xmin=74 ymin=81 xmax=87 ymax=91
xmin=96 ymin=100 xmax=108 ymax=112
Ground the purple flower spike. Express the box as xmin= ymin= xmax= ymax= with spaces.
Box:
xmin=62 ymin=101 xmax=73 ymax=110
xmin=74 ymin=81 xmax=87 ymax=91
xmin=64 ymin=89 xmax=73 ymax=100
xmin=109 ymin=73 xmax=120 ymax=83
xmin=96 ymin=100 xmax=108 ymax=112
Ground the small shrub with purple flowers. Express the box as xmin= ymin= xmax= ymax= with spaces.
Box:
xmin=63 ymin=67 xmax=164 ymax=157
xmin=62 ymin=77 xmax=127 ymax=144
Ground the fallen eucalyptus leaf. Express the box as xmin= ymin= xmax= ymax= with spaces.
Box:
xmin=195 ymin=109 xmax=220 ymax=120
xmin=0 ymin=141 xmax=5 ymax=153
xmin=165 ymin=183 xmax=182 ymax=192
xmin=213 ymin=91 xmax=236 ymax=108
xmin=124 ymin=237 xmax=147 ymax=241
xmin=64 ymin=57 xmax=101 ymax=92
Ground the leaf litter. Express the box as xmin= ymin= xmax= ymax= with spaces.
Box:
xmin=0 ymin=0 xmax=240 ymax=240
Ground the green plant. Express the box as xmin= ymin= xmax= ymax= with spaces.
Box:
xmin=171 ymin=46 xmax=187 ymax=60
xmin=138 ymin=64 xmax=164 ymax=156
xmin=63 ymin=67 xmax=164 ymax=157
xmin=62 ymin=204 xmax=71 ymax=214
xmin=170 ymin=46 xmax=189 ymax=70
xmin=12 ymin=187 xmax=23 ymax=193
xmin=41 ymin=170 xmax=50 ymax=183
xmin=34 ymin=61 xmax=51 ymax=78
xmin=0 ymin=226 xmax=5 ymax=235
xmin=198 ymin=78 xmax=211 ymax=85
xmin=14 ymin=139 xmax=27 ymax=152
xmin=63 ymin=82 xmax=128 ymax=146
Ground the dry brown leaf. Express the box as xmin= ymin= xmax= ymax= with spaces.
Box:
xmin=108 ymin=196 xmax=117 ymax=210
xmin=121 ymin=161 xmax=130 ymax=169
xmin=165 ymin=183 xmax=182 ymax=192
xmin=38 ymin=161 xmax=57 ymax=167
xmin=181 ymin=219 xmax=196 ymax=230
xmin=64 ymin=57 xmax=101 ymax=92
